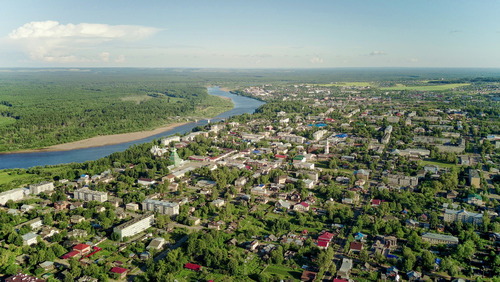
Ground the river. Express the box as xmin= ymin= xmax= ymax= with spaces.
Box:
xmin=0 ymin=87 xmax=264 ymax=169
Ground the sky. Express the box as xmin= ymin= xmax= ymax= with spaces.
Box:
xmin=1 ymin=0 xmax=500 ymax=68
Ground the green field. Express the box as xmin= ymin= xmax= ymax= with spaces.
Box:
xmin=0 ymin=170 xmax=44 ymax=190
xmin=264 ymin=264 xmax=302 ymax=279
xmin=419 ymin=160 xmax=461 ymax=169
xmin=380 ymin=83 xmax=470 ymax=91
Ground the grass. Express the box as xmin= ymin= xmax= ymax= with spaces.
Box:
xmin=0 ymin=171 xmax=43 ymax=189
xmin=380 ymin=83 xmax=470 ymax=91
xmin=419 ymin=160 xmax=461 ymax=169
xmin=264 ymin=264 xmax=302 ymax=279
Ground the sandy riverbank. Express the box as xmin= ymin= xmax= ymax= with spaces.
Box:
xmin=7 ymin=122 xmax=190 ymax=153
xmin=219 ymin=87 xmax=232 ymax=92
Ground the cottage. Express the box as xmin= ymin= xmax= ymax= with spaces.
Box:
xmin=110 ymin=267 xmax=128 ymax=280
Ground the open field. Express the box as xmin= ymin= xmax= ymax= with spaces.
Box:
xmin=380 ymin=83 xmax=470 ymax=91
xmin=419 ymin=160 xmax=461 ymax=169
xmin=263 ymin=264 xmax=302 ymax=280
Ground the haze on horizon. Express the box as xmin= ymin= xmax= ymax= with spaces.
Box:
xmin=1 ymin=0 xmax=499 ymax=69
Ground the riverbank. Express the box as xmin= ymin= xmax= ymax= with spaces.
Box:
xmin=4 ymin=122 xmax=191 ymax=154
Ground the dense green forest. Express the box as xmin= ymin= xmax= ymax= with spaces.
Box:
xmin=0 ymin=70 xmax=233 ymax=152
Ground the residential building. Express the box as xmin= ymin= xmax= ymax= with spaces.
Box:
xmin=113 ymin=214 xmax=154 ymax=240
xmin=73 ymin=187 xmax=108 ymax=202
xmin=387 ymin=174 xmax=419 ymax=188
xmin=161 ymin=136 xmax=180 ymax=146
xmin=0 ymin=188 xmax=27 ymax=205
xmin=142 ymin=199 xmax=180 ymax=216
xmin=29 ymin=181 xmax=55 ymax=195
xmin=444 ymin=209 xmax=483 ymax=225
xmin=22 ymin=232 xmax=38 ymax=246
xmin=147 ymin=237 xmax=166 ymax=251
xmin=338 ymin=258 xmax=353 ymax=280
xmin=421 ymin=232 xmax=459 ymax=245
xmin=469 ymin=169 xmax=481 ymax=188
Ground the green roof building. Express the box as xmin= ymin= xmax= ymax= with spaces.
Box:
xmin=170 ymin=148 xmax=182 ymax=167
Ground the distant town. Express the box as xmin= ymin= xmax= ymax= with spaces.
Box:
xmin=0 ymin=79 xmax=499 ymax=282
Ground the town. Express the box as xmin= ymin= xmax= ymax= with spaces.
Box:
xmin=0 ymin=80 xmax=499 ymax=282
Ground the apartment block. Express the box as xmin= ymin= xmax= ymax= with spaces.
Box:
xmin=142 ymin=199 xmax=180 ymax=216
xmin=29 ymin=181 xmax=55 ymax=195
xmin=113 ymin=214 xmax=154 ymax=240
xmin=73 ymin=188 xmax=108 ymax=203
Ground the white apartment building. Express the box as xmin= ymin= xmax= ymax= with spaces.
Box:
xmin=73 ymin=188 xmax=108 ymax=202
xmin=0 ymin=188 xmax=28 ymax=205
xmin=29 ymin=181 xmax=55 ymax=195
xmin=142 ymin=199 xmax=180 ymax=216
xmin=113 ymin=214 xmax=154 ymax=240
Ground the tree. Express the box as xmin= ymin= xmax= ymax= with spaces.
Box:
xmin=422 ymin=250 xmax=435 ymax=271
xmin=271 ymin=246 xmax=284 ymax=265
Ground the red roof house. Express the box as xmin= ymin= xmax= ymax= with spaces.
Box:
xmin=185 ymin=263 xmax=202 ymax=272
xmin=318 ymin=231 xmax=335 ymax=243
xmin=61 ymin=250 xmax=80 ymax=259
xmin=317 ymin=240 xmax=329 ymax=249
xmin=110 ymin=267 xmax=128 ymax=279
xmin=333 ymin=279 xmax=349 ymax=282
xmin=73 ymin=243 xmax=91 ymax=254
xmin=371 ymin=199 xmax=381 ymax=207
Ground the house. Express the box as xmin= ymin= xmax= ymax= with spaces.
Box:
xmin=235 ymin=177 xmax=247 ymax=187
xmin=406 ymin=219 xmax=420 ymax=229
xmin=317 ymin=231 xmax=334 ymax=248
xmin=68 ymin=229 xmax=88 ymax=238
xmin=71 ymin=215 xmax=85 ymax=224
xmin=110 ymin=267 xmax=128 ymax=280
xmin=337 ymin=258 xmax=353 ymax=279
xmin=466 ymin=194 xmax=484 ymax=206
xmin=212 ymin=199 xmax=225 ymax=208
xmin=208 ymin=220 xmax=224 ymax=230
xmin=301 ymin=270 xmax=318 ymax=282
xmin=147 ymin=237 xmax=166 ymax=251
xmin=73 ymin=243 xmax=91 ymax=255
xmin=248 ymin=240 xmax=259 ymax=251
xmin=354 ymin=169 xmax=370 ymax=180
xmin=39 ymin=261 xmax=55 ymax=271
xmin=276 ymin=199 xmax=292 ymax=210
xmin=126 ymin=203 xmax=139 ymax=211
xmin=138 ymin=178 xmax=156 ymax=186
xmin=293 ymin=202 xmax=310 ymax=212
xmin=22 ymin=232 xmax=38 ymax=246
xmin=20 ymin=204 xmax=34 ymax=213
xmin=407 ymin=271 xmax=422 ymax=281
xmin=469 ymin=169 xmax=481 ymax=188
xmin=350 ymin=242 xmax=363 ymax=253
xmin=371 ymin=199 xmax=381 ymax=207
xmin=185 ymin=263 xmax=202 ymax=272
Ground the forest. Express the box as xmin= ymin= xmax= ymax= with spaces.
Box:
xmin=0 ymin=70 xmax=233 ymax=152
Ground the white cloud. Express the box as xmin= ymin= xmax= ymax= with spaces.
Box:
xmin=8 ymin=21 xmax=159 ymax=63
xmin=410 ymin=58 xmax=419 ymax=63
xmin=310 ymin=56 xmax=324 ymax=64
xmin=369 ymin=50 xmax=387 ymax=56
